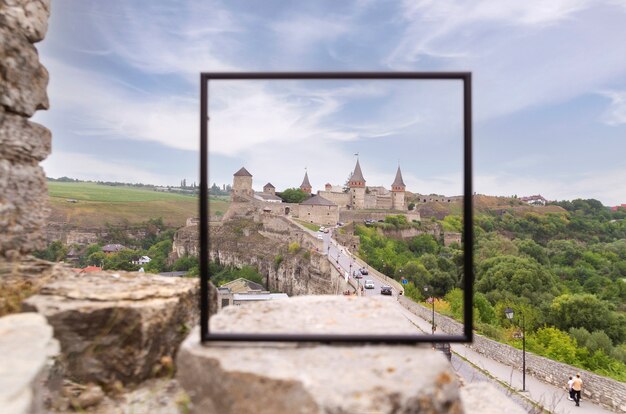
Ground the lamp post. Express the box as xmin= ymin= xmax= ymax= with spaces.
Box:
xmin=505 ymin=307 xmax=526 ymax=391
xmin=424 ymin=286 xmax=435 ymax=333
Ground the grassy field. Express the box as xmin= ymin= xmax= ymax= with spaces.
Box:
xmin=47 ymin=182 xmax=229 ymax=228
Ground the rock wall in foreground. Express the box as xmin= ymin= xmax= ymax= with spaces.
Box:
xmin=0 ymin=0 xmax=52 ymax=258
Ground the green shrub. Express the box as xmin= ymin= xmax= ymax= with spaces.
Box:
xmin=288 ymin=242 xmax=301 ymax=254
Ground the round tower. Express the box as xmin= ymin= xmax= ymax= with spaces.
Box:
xmin=232 ymin=167 xmax=253 ymax=199
xmin=349 ymin=159 xmax=366 ymax=209
xmin=391 ymin=165 xmax=406 ymax=210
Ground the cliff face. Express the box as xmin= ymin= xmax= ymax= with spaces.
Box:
xmin=172 ymin=218 xmax=339 ymax=296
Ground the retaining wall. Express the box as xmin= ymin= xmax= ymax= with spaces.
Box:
xmin=398 ymin=296 xmax=626 ymax=413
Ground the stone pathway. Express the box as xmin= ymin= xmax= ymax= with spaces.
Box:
xmin=397 ymin=305 xmax=616 ymax=414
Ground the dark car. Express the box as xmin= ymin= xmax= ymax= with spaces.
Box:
xmin=360 ymin=267 xmax=368 ymax=275
xmin=380 ymin=286 xmax=392 ymax=295
xmin=433 ymin=342 xmax=452 ymax=361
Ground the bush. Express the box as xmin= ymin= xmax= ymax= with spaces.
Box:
xmin=288 ymin=242 xmax=301 ymax=254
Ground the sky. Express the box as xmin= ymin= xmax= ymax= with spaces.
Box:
xmin=34 ymin=0 xmax=626 ymax=206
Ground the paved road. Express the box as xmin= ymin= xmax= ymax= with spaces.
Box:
xmin=324 ymin=229 xmax=392 ymax=296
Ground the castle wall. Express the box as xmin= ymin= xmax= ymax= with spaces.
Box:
xmin=364 ymin=194 xmax=377 ymax=209
xmin=339 ymin=210 xmax=421 ymax=223
xmin=317 ymin=191 xmax=350 ymax=208
xmin=298 ymin=204 xmax=339 ymax=226
xmin=375 ymin=195 xmax=393 ymax=210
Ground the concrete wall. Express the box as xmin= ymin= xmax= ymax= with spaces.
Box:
xmin=0 ymin=0 xmax=51 ymax=258
xmin=398 ymin=297 xmax=626 ymax=413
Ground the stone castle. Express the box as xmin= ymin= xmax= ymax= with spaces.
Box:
xmin=228 ymin=159 xmax=417 ymax=226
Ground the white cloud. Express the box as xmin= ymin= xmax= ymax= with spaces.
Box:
xmin=387 ymin=1 xmax=626 ymax=120
xmin=599 ymin=90 xmax=626 ymax=125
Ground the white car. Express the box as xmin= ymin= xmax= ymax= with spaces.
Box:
xmin=316 ymin=234 xmax=323 ymax=240
xmin=364 ymin=280 xmax=375 ymax=289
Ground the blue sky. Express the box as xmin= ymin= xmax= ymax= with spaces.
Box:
xmin=35 ymin=0 xmax=626 ymax=205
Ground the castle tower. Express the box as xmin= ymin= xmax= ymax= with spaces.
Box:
xmin=391 ymin=165 xmax=406 ymax=210
xmin=232 ymin=167 xmax=253 ymax=199
xmin=300 ymin=171 xmax=312 ymax=194
xmin=263 ymin=183 xmax=275 ymax=195
xmin=349 ymin=159 xmax=366 ymax=209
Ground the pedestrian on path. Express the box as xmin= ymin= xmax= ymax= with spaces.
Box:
xmin=567 ymin=375 xmax=574 ymax=401
xmin=572 ymin=373 xmax=583 ymax=406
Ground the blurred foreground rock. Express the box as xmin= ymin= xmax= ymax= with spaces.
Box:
xmin=23 ymin=271 xmax=199 ymax=388
xmin=178 ymin=296 xmax=524 ymax=414
xmin=0 ymin=312 xmax=59 ymax=414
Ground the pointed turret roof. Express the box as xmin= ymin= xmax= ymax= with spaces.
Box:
xmin=350 ymin=159 xmax=365 ymax=182
xmin=233 ymin=167 xmax=252 ymax=177
xmin=263 ymin=182 xmax=275 ymax=189
xmin=300 ymin=171 xmax=312 ymax=189
xmin=391 ymin=166 xmax=406 ymax=188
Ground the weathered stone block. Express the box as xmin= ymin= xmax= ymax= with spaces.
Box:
xmin=0 ymin=312 xmax=59 ymax=414
xmin=0 ymin=25 xmax=49 ymax=116
xmin=22 ymin=272 xmax=199 ymax=388
xmin=0 ymin=161 xmax=48 ymax=256
xmin=178 ymin=296 xmax=465 ymax=414
xmin=0 ymin=108 xmax=51 ymax=162
xmin=0 ymin=0 xmax=50 ymax=43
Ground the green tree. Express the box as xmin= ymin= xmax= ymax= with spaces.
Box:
xmin=549 ymin=294 xmax=623 ymax=343
xmin=278 ymin=188 xmax=308 ymax=203
xmin=476 ymin=255 xmax=557 ymax=306
xmin=33 ymin=241 xmax=68 ymax=262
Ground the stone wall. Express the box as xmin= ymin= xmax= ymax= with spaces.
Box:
xmin=398 ymin=297 xmax=626 ymax=412
xmin=338 ymin=210 xmax=420 ymax=223
xmin=316 ymin=190 xmax=349 ymax=208
xmin=0 ymin=0 xmax=51 ymax=257
xmin=177 ymin=296 xmax=527 ymax=414
xmin=296 ymin=203 xmax=339 ymax=226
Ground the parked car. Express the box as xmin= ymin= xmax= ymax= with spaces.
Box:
xmin=336 ymin=222 xmax=344 ymax=227
xmin=380 ymin=286 xmax=392 ymax=295
xmin=432 ymin=342 xmax=452 ymax=361
xmin=364 ymin=280 xmax=375 ymax=289
xmin=360 ymin=267 xmax=368 ymax=275
xmin=316 ymin=234 xmax=323 ymax=240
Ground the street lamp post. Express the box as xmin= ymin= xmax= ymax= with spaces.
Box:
xmin=424 ymin=286 xmax=435 ymax=333
xmin=505 ymin=307 xmax=526 ymax=391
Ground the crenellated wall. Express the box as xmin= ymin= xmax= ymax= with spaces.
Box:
xmin=0 ymin=0 xmax=52 ymax=258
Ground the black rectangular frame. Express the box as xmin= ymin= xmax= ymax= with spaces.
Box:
xmin=200 ymin=72 xmax=473 ymax=344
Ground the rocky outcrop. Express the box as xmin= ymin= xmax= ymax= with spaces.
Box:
xmin=0 ymin=255 xmax=66 ymax=316
xmin=22 ymin=271 xmax=199 ymax=388
xmin=0 ymin=0 xmax=51 ymax=258
xmin=178 ymin=296 xmax=523 ymax=414
xmin=0 ymin=312 xmax=59 ymax=414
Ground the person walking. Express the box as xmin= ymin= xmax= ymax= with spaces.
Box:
xmin=566 ymin=375 xmax=574 ymax=401
xmin=572 ymin=373 xmax=583 ymax=406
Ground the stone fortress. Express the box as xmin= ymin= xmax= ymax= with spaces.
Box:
xmin=227 ymin=158 xmax=421 ymax=226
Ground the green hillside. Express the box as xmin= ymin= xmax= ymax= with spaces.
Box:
xmin=47 ymin=182 xmax=229 ymax=228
